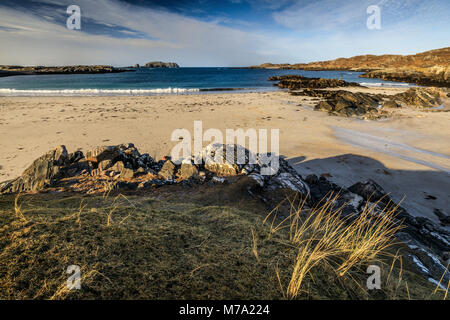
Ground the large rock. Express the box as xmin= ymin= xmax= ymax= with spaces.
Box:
xmin=266 ymin=172 xmax=310 ymax=195
xmin=177 ymin=163 xmax=198 ymax=180
xmin=295 ymin=89 xmax=385 ymax=118
xmin=158 ymin=160 xmax=176 ymax=180
xmin=200 ymin=144 xmax=255 ymax=177
xmin=85 ymin=145 xmax=122 ymax=163
xmin=0 ymin=146 xmax=68 ymax=193
xmin=391 ymin=87 xmax=443 ymax=108
xmin=348 ymin=179 xmax=388 ymax=202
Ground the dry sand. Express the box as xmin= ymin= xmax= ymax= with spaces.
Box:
xmin=0 ymin=87 xmax=449 ymax=224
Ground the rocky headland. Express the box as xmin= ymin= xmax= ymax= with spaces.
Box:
xmin=0 ymin=142 xmax=448 ymax=291
xmin=251 ymin=47 xmax=450 ymax=87
xmin=0 ymin=65 xmax=132 ymax=77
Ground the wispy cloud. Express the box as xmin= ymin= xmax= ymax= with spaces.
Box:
xmin=0 ymin=0 xmax=448 ymax=66
xmin=273 ymin=0 xmax=450 ymax=31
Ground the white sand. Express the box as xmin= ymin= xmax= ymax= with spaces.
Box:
xmin=0 ymin=88 xmax=449 ymax=224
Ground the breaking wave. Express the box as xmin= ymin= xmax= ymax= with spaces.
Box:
xmin=359 ymin=82 xmax=412 ymax=87
xmin=0 ymin=88 xmax=200 ymax=96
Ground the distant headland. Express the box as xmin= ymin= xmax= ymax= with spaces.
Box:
xmin=0 ymin=65 xmax=131 ymax=77
xmin=249 ymin=47 xmax=450 ymax=87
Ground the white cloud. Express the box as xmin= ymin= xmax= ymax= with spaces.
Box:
xmin=0 ymin=0 xmax=286 ymax=66
xmin=0 ymin=0 xmax=448 ymax=66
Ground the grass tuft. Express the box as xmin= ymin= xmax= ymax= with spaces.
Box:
xmin=265 ymin=193 xmax=404 ymax=299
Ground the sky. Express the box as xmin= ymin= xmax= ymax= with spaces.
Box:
xmin=0 ymin=0 xmax=449 ymax=66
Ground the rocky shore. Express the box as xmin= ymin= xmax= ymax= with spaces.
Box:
xmin=251 ymin=47 xmax=450 ymax=87
xmin=268 ymin=75 xmax=361 ymax=89
xmin=0 ymin=65 xmax=131 ymax=77
xmin=270 ymin=75 xmax=448 ymax=119
xmin=1 ymin=142 xmax=448 ymax=288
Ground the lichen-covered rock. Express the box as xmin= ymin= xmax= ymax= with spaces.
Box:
xmin=177 ymin=163 xmax=198 ymax=180
xmin=158 ymin=160 xmax=176 ymax=180
xmin=266 ymin=172 xmax=310 ymax=195
xmin=200 ymin=144 xmax=255 ymax=176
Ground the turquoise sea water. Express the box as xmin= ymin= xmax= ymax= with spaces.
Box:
xmin=0 ymin=67 xmax=411 ymax=96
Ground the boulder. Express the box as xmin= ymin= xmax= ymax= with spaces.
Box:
xmin=348 ymin=179 xmax=388 ymax=202
xmin=158 ymin=160 xmax=176 ymax=180
xmin=0 ymin=145 xmax=68 ymax=193
xmin=85 ymin=145 xmax=121 ymax=163
xmin=200 ymin=144 xmax=256 ymax=176
xmin=266 ymin=172 xmax=310 ymax=196
xmin=177 ymin=163 xmax=198 ymax=180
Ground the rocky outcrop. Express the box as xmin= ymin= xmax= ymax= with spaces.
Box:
xmin=269 ymin=75 xmax=361 ymax=89
xmin=0 ymin=65 xmax=131 ymax=77
xmin=292 ymin=88 xmax=387 ymax=118
xmin=291 ymin=87 xmax=446 ymax=118
xmin=251 ymin=47 xmax=450 ymax=87
xmin=0 ymin=143 xmax=309 ymax=198
xmin=144 ymin=61 xmax=179 ymax=68
xmin=390 ymin=87 xmax=443 ymax=108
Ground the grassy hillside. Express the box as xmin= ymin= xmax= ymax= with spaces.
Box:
xmin=0 ymin=185 xmax=446 ymax=300
xmin=250 ymin=47 xmax=450 ymax=86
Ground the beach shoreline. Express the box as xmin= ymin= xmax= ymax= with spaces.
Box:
xmin=1 ymin=87 xmax=449 ymax=225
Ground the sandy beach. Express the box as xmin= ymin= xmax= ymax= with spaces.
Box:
xmin=0 ymin=87 xmax=449 ymax=224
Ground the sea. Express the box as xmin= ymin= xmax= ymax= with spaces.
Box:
xmin=0 ymin=67 xmax=412 ymax=96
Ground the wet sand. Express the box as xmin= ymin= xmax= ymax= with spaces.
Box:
xmin=0 ymin=88 xmax=449 ymax=224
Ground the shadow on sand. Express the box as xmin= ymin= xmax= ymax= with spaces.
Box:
xmin=287 ymin=153 xmax=450 ymax=226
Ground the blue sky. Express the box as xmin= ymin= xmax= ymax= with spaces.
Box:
xmin=0 ymin=0 xmax=449 ymax=66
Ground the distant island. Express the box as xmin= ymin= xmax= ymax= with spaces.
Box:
xmin=0 ymin=65 xmax=131 ymax=77
xmin=142 ymin=61 xmax=180 ymax=68
xmin=0 ymin=61 xmax=181 ymax=77
xmin=249 ymin=47 xmax=450 ymax=87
